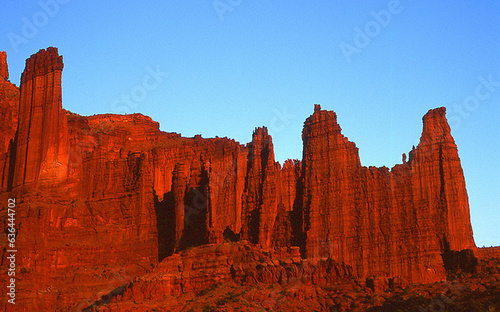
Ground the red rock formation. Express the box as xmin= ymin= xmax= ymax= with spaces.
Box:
xmin=12 ymin=47 xmax=69 ymax=189
xmin=476 ymin=246 xmax=500 ymax=260
xmin=409 ymin=107 xmax=476 ymax=251
xmin=0 ymin=52 xmax=19 ymax=191
xmin=204 ymin=139 xmax=246 ymax=244
xmin=0 ymin=50 xmax=164 ymax=310
xmin=92 ymin=241 xmax=355 ymax=312
xmin=240 ymin=127 xmax=281 ymax=248
xmin=0 ymin=48 xmax=486 ymax=311
xmin=271 ymin=159 xmax=302 ymax=249
xmin=300 ymin=104 xmax=476 ymax=285
xmin=279 ymin=159 xmax=302 ymax=213
xmin=88 ymin=254 xmax=500 ymax=312
xmin=151 ymin=134 xmax=247 ymax=253
xmin=172 ymin=162 xmax=188 ymax=248
xmin=301 ymin=104 xmax=362 ymax=263
xmin=0 ymin=51 xmax=9 ymax=81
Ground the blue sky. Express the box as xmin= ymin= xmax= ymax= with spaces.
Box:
xmin=1 ymin=1 xmax=498 ymax=247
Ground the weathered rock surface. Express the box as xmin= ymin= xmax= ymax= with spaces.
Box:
xmin=82 ymin=247 xmax=500 ymax=312
xmin=0 ymin=51 xmax=8 ymax=81
xmin=91 ymin=241 xmax=355 ymax=312
xmin=476 ymin=246 xmax=500 ymax=260
xmin=12 ymin=47 xmax=69 ymax=189
xmin=0 ymin=48 xmax=495 ymax=311
xmin=0 ymin=51 xmax=19 ymax=191
xmin=300 ymin=104 xmax=476 ymax=285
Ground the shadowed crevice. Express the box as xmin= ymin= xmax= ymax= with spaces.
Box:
xmin=154 ymin=191 xmax=175 ymax=262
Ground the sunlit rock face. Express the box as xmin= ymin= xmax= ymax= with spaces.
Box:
xmin=0 ymin=48 xmax=478 ymax=311
xmin=301 ymin=105 xmax=475 ymax=286
xmin=0 ymin=51 xmax=19 ymax=190
xmin=12 ymin=47 xmax=68 ymax=189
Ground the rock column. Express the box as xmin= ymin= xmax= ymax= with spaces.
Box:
xmin=13 ymin=47 xmax=69 ymax=189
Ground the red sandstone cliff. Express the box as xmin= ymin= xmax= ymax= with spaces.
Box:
xmin=0 ymin=52 xmax=19 ymax=191
xmin=300 ymin=104 xmax=476 ymax=286
xmin=11 ymin=48 xmax=69 ymax=190
xmin=240 ymin=127 xmax=280 ymax=248
xmin=0 ymin=52 xmax=9 ymax=82
xmin=0 ymin=48 xmax=490 ymax=311
xmin=409 ymin=107 xmax=476 ymax=251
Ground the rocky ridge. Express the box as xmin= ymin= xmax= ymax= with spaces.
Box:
xmin=0 ymin=48 xmax=495 ymax=311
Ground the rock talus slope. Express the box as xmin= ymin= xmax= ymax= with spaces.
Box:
xmin=0 ymin=48 xmax=489 ymax=311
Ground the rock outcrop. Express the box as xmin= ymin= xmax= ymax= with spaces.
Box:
xmin=300 ymin=104 xmax=476 ymax=285
xmin=0 ymin=51 xmax=9 ymax=81
xmin=0 ymin=48 xmax=491 ymax=311
xmin=82 ymin=249 xmax=500 ymax=312
xmin=90 ymin=241 xmax=356 ymax=312
xmin=0 ymin=51 xmax=19 ymax=191
xmin=12 ymin=47 xmax=69 ymax=189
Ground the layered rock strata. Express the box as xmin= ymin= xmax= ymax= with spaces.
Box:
xmin=0 ymin=48 xmax=487 ymax=311
xmin=300 ymin=104 xmax=476 ymax=285
xmin=0 ymin=51 xmax=9 ymax=81
xmin=91 ymin=241 xmax=355 ymax=312
xmin=0 ymin=51 xmax=19 ymax=191
xmin=12 ymin=47 xmax=69 ymax=189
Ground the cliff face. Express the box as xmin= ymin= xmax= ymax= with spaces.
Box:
xmin=0 ymin=48 xmax=482 ymax=311
xmin=300 ymin=104 xmax=476 ymax=285
xmin=12 ymin=47 xmax=69 ymax=189
xmin=0 ymin=51 xmax=9 ymax=81
xmin=301 ymin=104 xmax=362 ymax=263
xmin=409 ymin=108 xmax=476 ymax=252
xmin=0 ymin=51 xmax=19 ymax=191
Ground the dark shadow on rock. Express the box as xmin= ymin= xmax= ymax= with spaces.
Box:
xmin=177 ymin=167 xmax=210 ymax=251
xmin=442 ymin=248 xmax=478 ymax=273
xmin=223 ymin=226 xmax=240 ymax=242
xmin=6 ymin=137 xmax=17 ymax=191
xmin=82 ymin=284 xmax=128 ymax=312
xmin=271 ymin=204 xmax=291 ymax=249
xmin=249 ymin=208 xmax=260 ymax=244
xmin=154 ymin=191 xmax=176 ymax=262
xmin=178 ymin=181 xmax=209 ymax=251
xmin=291 ymin=175 xmax=305 ymax=257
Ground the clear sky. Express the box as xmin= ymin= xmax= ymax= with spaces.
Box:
xmin=1 ymin=1 xmax=498 ymax=247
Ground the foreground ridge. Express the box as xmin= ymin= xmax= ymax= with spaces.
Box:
xmin=0 ymin=48 xmax=493 ymax=311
